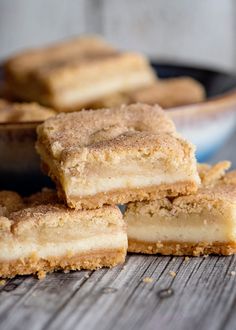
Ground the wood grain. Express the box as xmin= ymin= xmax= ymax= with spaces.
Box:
xmin=0 ymin=253 xmax=236 ymax=330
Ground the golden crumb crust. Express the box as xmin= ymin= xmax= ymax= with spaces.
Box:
xmin=4 ymin=36 xmax=117 ymax=76
xmin=128 ymin=239 xmax=236 ymax=256
xmin=58 ymin=181 xmax=197 ymax=210
xmin=36 ymin=103 xmax=175 ymax=158
xmin=0 ymin=189 xmax=122 ymax=235
xmin=0 ymin=248 xmax=126 ymax=278
xmin=197 ymin=163 xmax=236 ymax=203
xmin=0 ymin=98 xmax=55 ymax=122
xmin=198 ymin=161 xmax=231 ymax=186
xmin=8 ymin=203 xmax=123 ymax=234
xmin=36 ymin=103 xmax=195 ymax=168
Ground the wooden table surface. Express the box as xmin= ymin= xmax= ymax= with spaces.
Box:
xmin=1 ymin=131 xmax=236 ymax=330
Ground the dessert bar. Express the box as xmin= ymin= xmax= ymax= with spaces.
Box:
xmin=0 ymin=190 xmax=127 ymax=278
xmin=36 ymin=103 xmax=200 ymax=209
xmin=125 ymin=161 xmax=236 ymax=256
xmin=5 ymin=36 xmax=156 ymax=111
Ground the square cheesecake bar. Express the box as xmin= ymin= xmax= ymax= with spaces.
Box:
xmin=128 ymin=77 xmax=205 ymax=109
xmin=0 ymin=190 xmax=127 ymax=278
xmin=91 ymin=77 xmax=205 ymax=109
xmin=124 ymin=161 xmax=236 ymax=256
xmin=4 ymin=36 xmax=156 ymax=111
xmin=0 ymin=99 xmax=55 ymax=122
xmin=36 ymin=103 xmax=200 ymax=209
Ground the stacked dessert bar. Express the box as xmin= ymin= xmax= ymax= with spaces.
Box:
xmin=125 ymin=161 xmax=236 ymax=256
xmin=1 ymin=103 xmax=236 ymax=279
xmin=0 ymin=37 xmax=235 ymax=280
xmin=0 ymin=189 xmax=127 ymax=278
xmin=36 ymin=104 xmax=236 ymax=260
xmin=0 ymin=103 xmax=196 ymax=278
xmin=4 ymin=37 xmax=156 ymax=111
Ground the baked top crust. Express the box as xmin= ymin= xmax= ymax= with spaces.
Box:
xmin=0 ymin=189 xmax=123 ymax=235
xmin=4 ymin=36 xmax=117 ymax=79
xmin=37 ymin=103 xmax=176 ymax=161
xmin=0 ymin=99 xmax=55 ymax=122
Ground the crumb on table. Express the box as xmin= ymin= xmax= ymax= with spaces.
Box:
xmin=37 ymin=271 xmax=46 ymax=280
xmin=143 ymin=277 xmax=153 ymax=283
xmin=169 ymin=271 xmax=176 ymax=277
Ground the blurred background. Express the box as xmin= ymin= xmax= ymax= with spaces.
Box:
xmin=0 ymin=0 xmax=236 ymax=170
xmin=0 ymin=0 xmax=235 ymax=73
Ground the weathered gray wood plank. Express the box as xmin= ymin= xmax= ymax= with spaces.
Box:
xmin=0 ymin=271 xmax=92 ymax=330
xmin=43 ymin=255 xmax=172 ymax=330
xmin=1 ymin=254 xmax=236 ymax=330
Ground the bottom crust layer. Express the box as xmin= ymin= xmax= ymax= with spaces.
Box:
xmin=0 ymin=248 xmax=126 ymax=279
xmin=128 ymin=239 xmax=236 ymax=256
xmin=63 ymin=181 xmax=197 ymax=209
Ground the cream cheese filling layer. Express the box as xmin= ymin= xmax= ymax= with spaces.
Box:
xmin=127 ymin=214 xmax=236 ymax=243
xmin=65 ymin=172 xmax=196 ymax=197
xmin=0 ymin=233 xmax=127 ymax=262
xmin=53 ymin=70 xmax=155 ymax=107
